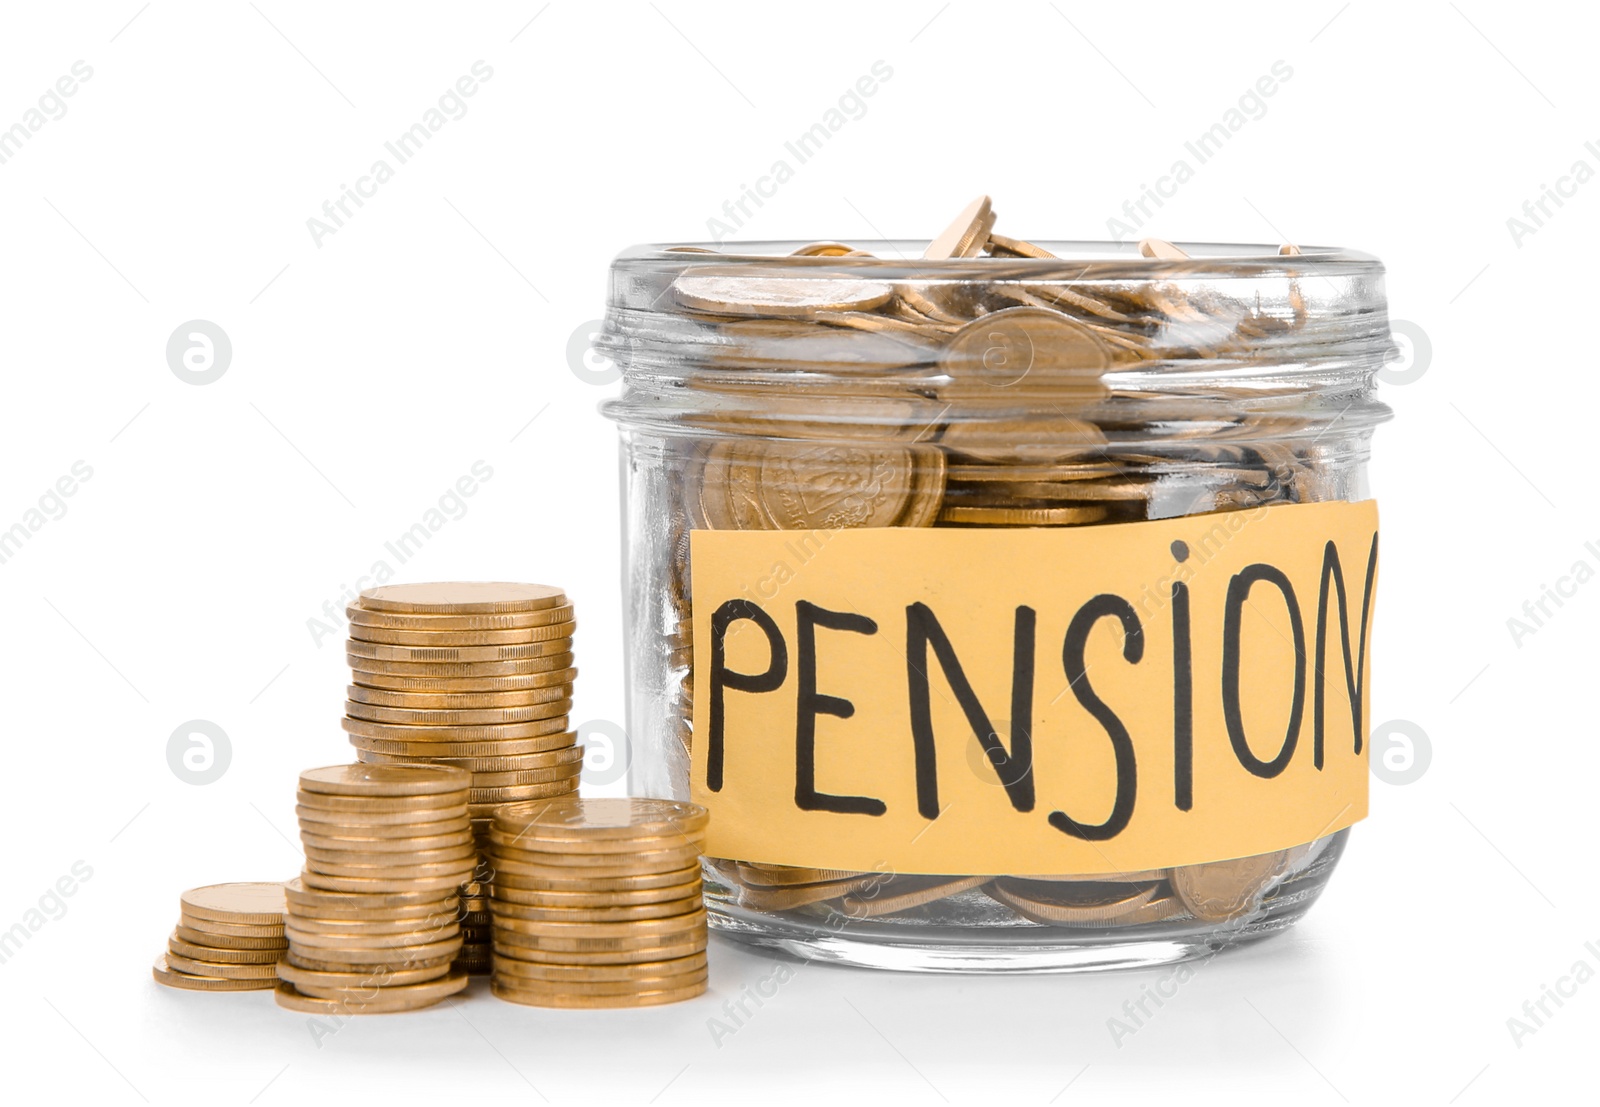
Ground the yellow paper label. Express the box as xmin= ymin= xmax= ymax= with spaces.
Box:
xmin=689 ymin=501 xmax=1377 ymax=875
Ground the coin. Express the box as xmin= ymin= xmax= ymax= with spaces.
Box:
xmin=490 ymin=951 xmax=707 ymax=982
xmin=351 ymin=732 xmax=578 ymax=758
xmin=490 ymin=977 xmax=706 ymax=1008
xmin=348 ymin=653 xmax=575 ymax=678
xmin=675 ymin=267 xmax=895 ymax=317
xmin=837 ymin=875 xmax=990 ymax=918
xmin=491 ymin=926 xmax=705 ymax=957
xmin=488 ymin=865 xmax=702 ymax=893
xmin=340 ymin=717 xmax=571 ymax=743
xmin=494 ymin=797 xmax=710 ymax=840
xmin=466 ymin=763 xmax=584 ymax=788
xmin=168 ymin=931 xmax=284 ymax=963
xmin=360 ymin=582 xmax=567 ymax=615
xmin=343 ymin=700 xmax=573 ymax=726
xmin=735 ymin=875 xmax=884 ymax=912
xmin=346 ymin=685 xmax=570 ymax=710
xmin=299 ymin=763 xmax=472 ymax=798
xmin=303 ymin=843 xmax=476 ymax=867
xmin=1139 ymin=237 xmax=1189 ymax=260
xmin=172 ymin=924 xmax=287 ymax=951
xmin=349 ymin=622 xmax=577 ymax=646
xmin=179 ymin=882 xmax=287 ymax=925
xmin=987 ymin=880 xmax=1165 ymax=926
xmin=489 ymin=850 xmax=701 ymax=879
xmin=490 ymin=880 xmax=701 ymax=908
xmin=925 ymin=195 xmax=996 ymax=260
xmin=295 ymin=803 xmax=469 ymax=827
xmin=346 ymin=635 xmax=575 ymax=663
xmin=941 ymin=308 xmax=1111 ymax=396
xmin=284 ymin=948 xmax=456 ymax=974
xmin=490 ymin=829 xmax=703 ymax=855
xmin=299 ymin=870 xmax=471 ymax=895
xmin=1171 ymin=851 xmax=1288 ymax=922
xmin=273 ymin=972 xmax=468 ymax=1013
xmin=733 ymin=862 xmax=867 ymax=887
xmin=986 ymin=233 xmax=1056 ymax=259
xmin=283 ymin=913 xmax=458 ymax=937
xmin=284 ymin=877 xmax=455 ymax=912
xmin=164 ymin=951 xmax=281 ymax=980
xmin=153 ymin=953 xmax=275 ymax=992
xmin=276 ymin=960 xmax=449 ymax=991
xmin=350 ymin=667 xmax=578 ymax=693
xmin=489 ymin=897 xmax=700 ymax=924
xmin=177 ymin=914 xmax=284 ymax=940
xmin=285 ymin=923 xmax=462 ymax=951
xmin=300 ymin=830 xmax=474 ymax=853
xmin=347 ymin=604 xmax=575 ymax=631
xmin=469 ymin=780 xmax=579 ymax=805
xmin=936 ymin=504 xmax=1109 ymax=526
xmin=491 ymin=909 xmax=706 ymax=940
xmin=358 ymin=749 xmax=582 ymax=774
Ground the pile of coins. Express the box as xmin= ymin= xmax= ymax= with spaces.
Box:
xmin=275 ymin=764 xmax=472 ymax=1014
xmin=486 ymin=797 xmax=709 ymax=1007
xmin=625 ymin=197 xmax=1346 ymax=932
xmin=342 ymin=582 xmax=580 ymax=974
xmin=153 ymin=882 xmax=287 ymax=992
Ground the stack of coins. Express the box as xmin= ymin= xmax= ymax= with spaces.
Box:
xmin=342 ymin=582 xmax=580 ymax=974
xmin=153 ymin=882 xmax=287 ymax=993
xmin=275 ymin=764 xmax=472 ymax=1013
xmin=641 ymin=197 xmax=1330 ymax=929
xmin=486 ymin=797 xmax=709 ymax=1007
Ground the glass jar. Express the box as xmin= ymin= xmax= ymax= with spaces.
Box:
xmin=601 ymin=239 xmax=1391 ymax=973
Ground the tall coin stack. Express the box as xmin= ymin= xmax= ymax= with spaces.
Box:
xmin=487 ymin=797 xmax=709 ymax=1007
xmin=275 ymin=764 xmax=472 ymax=1014
xmin=342 ymin=582 xmax=580 ymax=975
xmin=154 ymin=882 xmax=288 ymax=993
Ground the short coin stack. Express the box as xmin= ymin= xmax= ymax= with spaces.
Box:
xmin=275 ymin=764 xmax=472 ymax=1013
xmin=154 ymin=882 xmax=287 ymax=992
xmin=342 ymin=581 xmax=580 ymax=974
xmin=487 ymin=797 xmax=709 ymax=1007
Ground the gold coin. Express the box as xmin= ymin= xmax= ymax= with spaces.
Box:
xmin=936 ymin=504 xmax=1109 ymax=526
xmin=493 ymin=796 xmax=709 ymax=840
xmin=489 ymin=828 xmax=703 ymax=855
xmin=491 ymin=897 xmax=700 ymax=924
xmin=490 ymin=937 xmax=704 ymax=966
xmin=837 ymin=875 xmax=990 ymax=918
xmin=1002 ymin=869 xmax=1168 ymax=883
xmin=349 ymin=622 xmax=577 ymax=647
xmin=343 ymin=699 xmax=573 ymax=726
xmin=276 ymin=960 xmax=449 ymax=991
xmin=987 ymin=880 xmax=1166 ymax=926
xmin=489 ymin=865 xmax=701 ymax=893
xmin=924 ymin=195 xmax=995 ymax=259
xmin=491 ymin=970 xmax=707 ymax=1000
xmin=490 ymin=978 xmax=706 ymax=1008
xmin=674 ymin=266 xmax=895 ymax=317
xmin=177 ymin=913 xmax=284 ymax=939
xmin=340 ymin=717 xmax=571 ymax=743
xmin=346 ymin=635 xmax=574 ymax=663
xmin=179 ymin=882 xmax=287 ymax=925
xmin=347 ymin=653 xmax=575 ymax=678
xmin=164 ymin=951 xmax=281 ymax=980
xmin=469 ymin=780 xmax=578 ymax=806
xmin=286 ymin=935 xmax=463 ymax=963
xmin=168 ymin=930 xmax=283 ymax=964
xmin=300 ymin=763 xmax=472 ymax=798
xmin=789 ymin=241 xmax=869 ymax=257
xmin=305 ymin=854 xmax=475 ymax=878
xmin=273 ymin=972 xmax=468 ymax=1014
xmin=295 ymin=790 xmax=469 ymax=815
xmin=153 ymin=953 xmax=275 ymax=992
xmin=941 ymin=307 xmax=1111 ymax=392
xmin=351 ymin=731 xmax=578 ymax=759
xmin=284 ymin=913 xmax=459 ymax=937
xmin=1138 ymin=237 xmax=1189 ymax=260
xmin=351 ymin=667 xmax=578 ymax=693
xmin=286 ymin=922 xmax=461 ymax=951
xmin=490 ymin=880 xmax=700 ymax=908
xmin=491 ymin=924 xmax=706 ymax=954
xmin=347 ymin=604 xmax=575 ymax=631
xmin=303 ymin=842 xmax=477 ymax=867
xmin=732 ymin=862 xmax=867 ymax=887
xmin=284 ymin=948 xmax=456 ymax=974
xmin=346 ymin=684 xmax=569 ymax=709
xmin=299 ymin=870 xmax=471 ymax=895
xmin=1171 ymin=851 xmax=1288 ymax=922
xmin=295 ymin=803 xmax=469 ymax=829
xmin=300 ymin=829 xmax=474 ymax=853
xmin=467 ymin=763 xmax=583 ymax=789
xmin=986 ymin=232 xmax=1056 ymax=259
xmin=359 ymin=582 xmax=567 ymax=615
xmin=172 ymin=924 xmax=286 ymax=951
xmin=488 ymin=850 xmax=700 ymax=879
xmin=358 ymin=748 xmax=583 ymax=774
xmin=490 ymin=951 xmax=706 ymax=982
xmin=490 ymin=840 xmax=701 ymax=867
xmin=284 ymin=876 xmax=456 ymax=912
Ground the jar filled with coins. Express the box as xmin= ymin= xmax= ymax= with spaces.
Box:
xmin=600 ymin=199 xmax=1392 ymax=972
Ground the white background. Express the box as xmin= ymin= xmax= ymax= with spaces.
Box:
xmin=0 ymin=2 xmax=1593 ymax=1103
